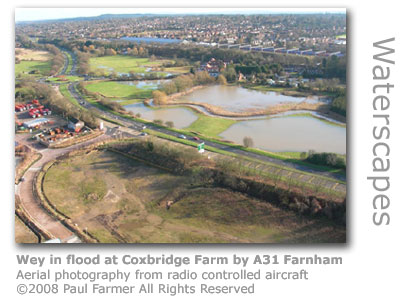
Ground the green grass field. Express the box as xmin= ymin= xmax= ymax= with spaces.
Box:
xmin=46 ymin=75 xmax=83 ymax=83
xmin=163 ymin=66 xmax=191 ymax=73
xmin=15 ymin=60 xmax=51 ymax=77
xmin=64 ymin=51 xmax=73 ymax=74
xmin=187 ymin=114 xmax=237 ymax=137
xmin=42 ymin=150 xmax=346 ymax=243
xmin=89 ymin=55 xmax=173 ymax=75
xmin=84 ymin=81 xmax=153 ymax=99
xmin=59 ymin=85 xmax=82 ymax=108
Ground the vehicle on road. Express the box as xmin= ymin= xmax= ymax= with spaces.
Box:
xmin=140 ymin=132 xmax=148 ymax=136
xmin=141 ymin=125 xmax=147 ymax=130
xmin=192 ymin=136 xmax=200 ymax=141
xmin=178 ymin=134 xmax=187 ymax=139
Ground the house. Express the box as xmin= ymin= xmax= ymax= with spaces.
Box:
xmin=202 ymin=58 xmax=227 ymax=77
xmin=68 ymin=117 xmax=84 ymax=132
xmin=266 ymin=78 xmax=275 ymax=85
xmin=238 ymin=72 xmax=246 ymax=82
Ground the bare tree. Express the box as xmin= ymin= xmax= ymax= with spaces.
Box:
xmin=243 ymin=136 xmax=254 ymax=148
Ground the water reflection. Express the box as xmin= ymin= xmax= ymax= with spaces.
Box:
xmin=220 ymin=116 xmax=346 ymax=154
xmin=179 ymin=85 xmax=328 ymax=112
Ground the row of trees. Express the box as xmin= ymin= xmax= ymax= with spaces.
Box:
xmin=304 ymin=151 xmax=346 ymax=170
xmin=158 ymin=71 xmax=218 ymax=96
xmin=152 ymin=71 xmax=227 ymax=105
xmin=297 ymin=78 xmax=346 ymax=116
xmin=14 ymin=37 xmax=65 ymax=76
xmin=16 ymin=80 xmax=98 ymax=128
xmin=44 ymin=44 xmax=65 ymax=76
xmin=75 ymin=50 xmax=91 ymax=75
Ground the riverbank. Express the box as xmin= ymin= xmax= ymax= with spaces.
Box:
xmin=241 ymin=83 xmax=333 ymax=98
xmin=154 ymin=84 xmax=345 ymax=125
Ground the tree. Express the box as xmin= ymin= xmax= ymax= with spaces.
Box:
xmin=243 ymin=136 xmax=254 ymax=148
xmin=165 ymin=121 xmax=174 ymax=128
xmin=153 ymin=119 xmax=163 ymax=126
xmin=217 ymin=74 xmax=227 ymax=85
xmin=130 ymin=48 xmax=139 ymax=56
xmin=152 ymin=90 xmax=168 ymax=105
xmin=174 ymin=75 xmax=194 ymax=92
xmin=221 ymin=66 xmax=237 ymax=83
xmin=105 ymin=48 xmax=117 ymax=56
xmin=159 ymin=81 xmax=178 ymax=95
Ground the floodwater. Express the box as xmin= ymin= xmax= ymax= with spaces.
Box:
xmin=124 ymin=103 xmax=197 ymax=129
xmin=95 ymin=66 xmax=172 ymax=77
xmin=124 ymin=82 xmax=345 ymax=154
xmin=117 ymin=80 xmax=169 ymax=89
xmin=178 ymin=85 xmax=327 ymax=112
xmin=220 ymin=116 xmax=346 ymax=154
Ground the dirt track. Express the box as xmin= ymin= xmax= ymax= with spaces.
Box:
xmin=15 ymin=133 xmax=109 ymax=242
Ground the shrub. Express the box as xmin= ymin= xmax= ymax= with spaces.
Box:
xmin=243 ymin=136 xmax=254 ymax=148
xmin=165 ymin=121 xmax=174 ymax=128
xmin=306 ymin=152 xmax=346 ymax=169
xmin=153 ymin=119 xmax=164 ymax=126
xmin=152 ymin=90 xmax=168 ymax=105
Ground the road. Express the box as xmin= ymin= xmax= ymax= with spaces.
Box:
xmin=16 ymin=49 xmax=346 ymax=242
xmin=68 ymin=81 xmax=346 ymax=182
xmin=15 ymin=133 xmax=110 ymax=243
xmin=62 ymin=49 xmax=345 ymax=183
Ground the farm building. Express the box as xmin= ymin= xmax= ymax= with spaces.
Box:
xmin=68 ymin=117 xmax=84 ymax=132
xmin=23 ymin=118 xmax=49 ymax=128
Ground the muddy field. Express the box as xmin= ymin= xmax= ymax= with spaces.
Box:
xmin=42 ymin=150 xmax=345 ymax=243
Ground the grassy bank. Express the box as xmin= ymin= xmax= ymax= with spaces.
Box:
xmin=186 ymin=114 xmax=237 ymax=137
xmin=84 ymin=81 xmax=153 ymax=99
xmin=59 ymin=84 xmax=82 ymax=108
xmin=144 ymin=128 xmax=345 ymax=189
xmin=42 ymin=149 xmax=345 ymax=243
xmin=89 ymin=55 xmax=173 ymax=76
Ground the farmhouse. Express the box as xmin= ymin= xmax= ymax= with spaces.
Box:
xmin=68 ymin=117 xmax=84 ymax=132
xmin=202 ymin=58 xmax=227 ymax=77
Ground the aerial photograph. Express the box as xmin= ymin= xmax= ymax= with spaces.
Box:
xmin=14 ymin=8 xmax=347 ymax=244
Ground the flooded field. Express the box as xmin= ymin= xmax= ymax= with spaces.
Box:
xmin=117 ymin=80 xmax=169 ymax=89
xmin=178 ymin=85 xmax=327 ymax=112
xmin=124 ymin=103 xmax=197 ymax=128
xmin=220 ymin=115 xmax=346 ymax=154
xmin=121 ymin=82 xmax=345 ymax=154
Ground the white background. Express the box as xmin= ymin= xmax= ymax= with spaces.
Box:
xmin=2 ymin=1 xmax=409 ymax=298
